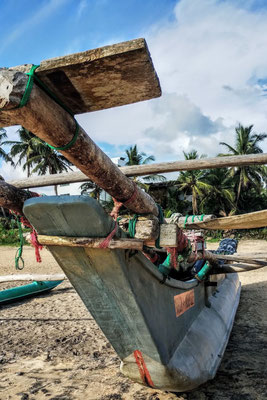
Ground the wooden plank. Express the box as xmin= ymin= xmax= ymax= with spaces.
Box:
xmin=8 ymin=152 xmax=267 ymax=189
xmin=159 ymin=224 xmax=178 ymax=247
xmin=9 ymin=38 xmax=161 ymax=115
xmin=38 ymin=235 xmax=144 ymax=250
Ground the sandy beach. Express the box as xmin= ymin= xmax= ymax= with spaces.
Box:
xmin=0 ymin=240 xmax=266 ymax=400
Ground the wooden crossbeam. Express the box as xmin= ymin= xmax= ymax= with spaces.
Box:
xmin=8 ymin=153 xmax=267 ymax=189
xmin=7 ymin=38 xmax=161 ymax=117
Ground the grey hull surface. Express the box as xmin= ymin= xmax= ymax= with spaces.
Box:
xmin=24 ymin=196 xmax=241 ymax=392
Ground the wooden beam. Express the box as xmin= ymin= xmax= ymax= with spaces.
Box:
xmin=10 ymin=38 xmax=161 ymax=115
xmin=212 ymin=253 xmax=267 ymax=266
xmin=8 ymin=153 xmax=267 ymax=189
xmin=38 ymin=235 xmax=144 ymax=250
xmin=0 ymin=180 xmax=36 ymax=215
xmin=187 ymin=209 xmax=267 ymax=230
xmin=0 ymin=69 xmax=158 ymax=216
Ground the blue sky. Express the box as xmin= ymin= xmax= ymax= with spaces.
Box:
xmin=2 ymin=0 xmax=267 ymax=183
xmin=0 ymin=0 xmax=176 ymax=66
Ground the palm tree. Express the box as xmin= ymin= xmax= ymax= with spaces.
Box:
xmin=220 ymin=124 xmax=267 ymax=205
xmin=125 ymin=145 xmax=165 ymax=189
xmin=80 ymin=181 xmax=102 ymax=200
xmin=27 ymin=144 xmax=73 ymax=195
xmin=0 ymin=128 xmax=13 ymax=164
xmin=200 ymin=168 xmax=235 ymax=216
xmin=176 ymin=150 xmax=211 ymax=214
xmin=4 ymin=127 xmax=39 ymax=177
xmin=6 ymin=127 xmax=73 ymax=195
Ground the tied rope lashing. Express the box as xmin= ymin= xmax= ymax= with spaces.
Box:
xmin=183 ymin=214 xmax=205 ymax=228
xmin=8 ymin=64 xmax=80 ymax=152
xmin=99 ymin=183 xmax=138 ymax=249
xmin=159 ymin=229 xmax=190 ymax=279
xmin=186 ymin=232 xmax=205 ymax=261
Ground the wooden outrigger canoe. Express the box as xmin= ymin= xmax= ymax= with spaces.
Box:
xmin=23 ymin=196 xmax=241 ymax=392
xmin=0 ymin=37 xmax=252 ymax=392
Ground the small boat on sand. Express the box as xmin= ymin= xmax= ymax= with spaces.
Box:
xmin=0 ymin=280 xmax=63 ymax=305
xmin=23 ymin=195 xmax=241 ymax=392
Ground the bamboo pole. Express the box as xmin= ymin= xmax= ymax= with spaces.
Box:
xmin=7 ymin=153 xmax=267 ymax=189
xmin=212 ymin=253 xmax=267 ymax=266
xmin=0 ymin=69 xmax=158 ymax=216
xmin=0 ymin=274 xmax=66 ymax=283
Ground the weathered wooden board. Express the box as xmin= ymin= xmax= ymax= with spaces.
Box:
xmin=10 ymin=38 xmax=161 ymax=114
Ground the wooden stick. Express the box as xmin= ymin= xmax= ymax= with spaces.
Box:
xmin=0 ymin=69 xmax=158 ymax=216
xmin=210 ymin=264 xmax=266 ymax=274
xmin=38 ymin=235 xmax=144 ymax=250
xmin=0 ymin=274 xmax=66 ymax=283
xmin=8 ymin=153 xmax=267 ymax=189
xmin=212 ymin=253 xmax=267 ymax=266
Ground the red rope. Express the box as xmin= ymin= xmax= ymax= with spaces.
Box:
xmin=110 ymin=198 xmax=123 ymax=220
xmin=99 ymin=221 xmax=118 ymax=249
xmin=166 ymin=229 xmax=189 ymax=270
xmin=143 ymin=251 xmax=158 ymax=264
xmin=30 ymin=229 xmax=43 ymax=263
xmin=123 ymin=183 xmax=138 ymax=208
xmin=133 ymin=350 xmax=154 ymax=387
xmin=186 ymin=232 xmax=205 ymax=261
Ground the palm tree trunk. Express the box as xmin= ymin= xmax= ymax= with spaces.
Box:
xmin=54 ymin=185 xmax=58 ymax=196
xmin=192 ymin=190 xmax=198 ymax=215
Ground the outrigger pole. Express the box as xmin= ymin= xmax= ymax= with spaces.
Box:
xmin=0 ymin=69 xmax=158 ymax=216
xmin=8 ymin=152 xmax=267 ymax=189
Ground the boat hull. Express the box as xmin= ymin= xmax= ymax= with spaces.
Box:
xmin=23 ymin=196 xmax=241 ymax=392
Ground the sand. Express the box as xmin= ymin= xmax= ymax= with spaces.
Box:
xmin=0 ymin=240 xmax=266 ymax=400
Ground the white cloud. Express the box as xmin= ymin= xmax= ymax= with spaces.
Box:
xmin=3 ymin=0 xmax=267 ymax=179
xmin=77 ymin=0 xmax=267 ymax=162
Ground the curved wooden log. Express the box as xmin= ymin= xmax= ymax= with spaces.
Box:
xmin=0 ymin=181 xmax=35 ymax=215
xmin=0 ymin=69 xmax=158 ymax=216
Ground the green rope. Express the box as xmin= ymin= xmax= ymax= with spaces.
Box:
xmin=128 ymin=215 xmax=138 ymax=238
xmin=184 ymin=214 xmax=205 ymax=228
xmin=47 ymin=119 xmax=80 ymax=151
xmin=183 ymin=215 xmax=189 ymax=228
xmin=15 ymin=217 xmax=25 ymax=270
xmin=17 ymin=64 xmax=40 ymax=109
xmin=7 ymin=64 xmax=80 ymax=151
